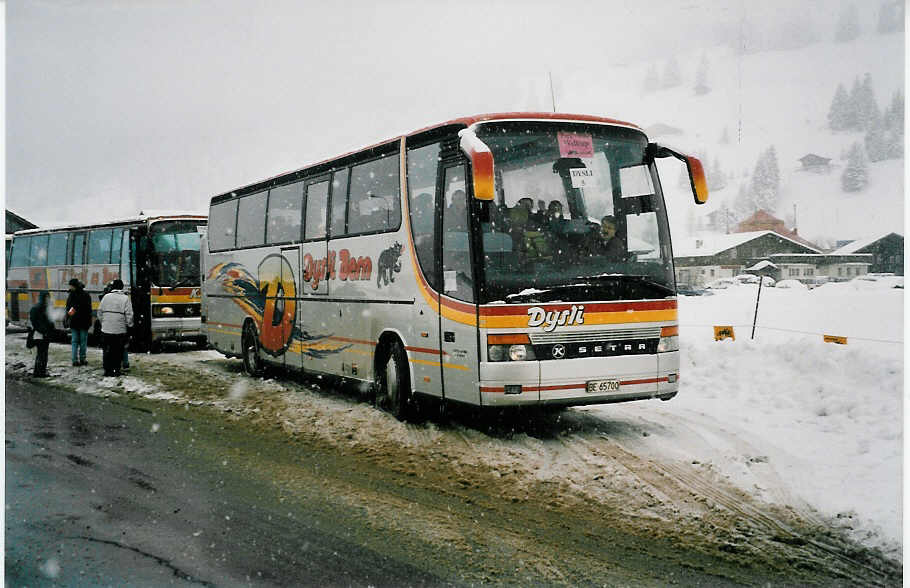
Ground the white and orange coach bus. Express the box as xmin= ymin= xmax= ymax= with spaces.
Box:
xmin=7 ymin=212 xmax=207 ymax=350
xmin=202 ymin=113 xmax=707 ymax=418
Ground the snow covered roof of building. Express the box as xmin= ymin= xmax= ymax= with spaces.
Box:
xmin=673 ymin=230 xmax=821 ymax=258
xmin=746 ymin=260 xmax=777 ymax=271
xmin=830 ymin=232 xmax=903 ymax=254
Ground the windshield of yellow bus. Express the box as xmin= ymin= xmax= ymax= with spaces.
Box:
xmin=149 ymin=220 xmax=204 ymax=288
xmin=473 ymin=121 xmax=674 ymax=304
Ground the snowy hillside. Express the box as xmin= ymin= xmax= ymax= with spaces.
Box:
xmin=548 ymin=28 xmax=904 ymax=246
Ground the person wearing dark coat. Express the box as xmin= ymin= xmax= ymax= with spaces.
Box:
xmin=65 ymin=278 xmax=92 ymax=366
xmin=29 ymin=291 xmax=53 ymax=377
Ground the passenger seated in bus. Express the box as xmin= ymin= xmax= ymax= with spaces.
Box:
xmin=516 ymin=197 xmax=543 ymax=229
xmin=588 ymin=215 xmax=625 ymax=258
xmin=545 ymin=200 xmax=567 ymax=232
xmin=509 ymin=205 xmax=552 ymax=260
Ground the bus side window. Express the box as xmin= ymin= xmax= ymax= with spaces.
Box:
xmin=48 ymin=233 xmax=68 ymax=266
xmin=88 ymin=229 xmax=113 ymax=264
xmin=347 ymin=152 xmax=400 ymax=235
xmin=330 ymin=168 xmax=349 ymax=238
xmin=209 ymin=199 xmax=239 ymax=251
xmin=441 ymin=165 xmax=473 ymax=302
xmin=10 ymin=236 xmax=31 ymax=268
xmin=111 ymin=228 xmax=124 ymax=265
xmin=119 ymin=230 xmax=132 ymax=287
xmin=406 ymin=141 xmax=442 ymax=290
xmin=29 ymin=234 xmax=49 ymax=267
xmin=236 ymin=191 xmax=268 ymax=248
xmin=69 ymin=232 xmax=86 ymax=265
xmin=266 ymin=181 xmax=304 ymax=244
xmin=304 ymin=180 xmax=329 ymax=240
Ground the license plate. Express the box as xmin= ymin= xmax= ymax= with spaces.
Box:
xmin=586 ymin=379 xmax=620 ymax=393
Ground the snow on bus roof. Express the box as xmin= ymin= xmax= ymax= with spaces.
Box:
xmin=14 ymin=211 xmax=206 ymax=235
xmin=211 ymin=112 xmax=642 ymax=201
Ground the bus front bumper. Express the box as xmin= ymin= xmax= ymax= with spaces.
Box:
xmin=151 ymin=317 xmax=204 ymax=342
xmin=479 ymin=351 xmax=679 ymax=407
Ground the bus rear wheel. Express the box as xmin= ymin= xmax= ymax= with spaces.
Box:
xmin=376 ymin=340 xmax=410 ymax=421
xmin=242 ymin=322 xmax=263 ymax=377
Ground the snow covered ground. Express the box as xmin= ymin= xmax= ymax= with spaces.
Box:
xmin=4 ymin=279 xmax=903 ymax=560
xmin=588 ymin=278 xmax=903 ymax=557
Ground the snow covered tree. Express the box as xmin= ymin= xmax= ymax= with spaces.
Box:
xmin=835 ymin=4 xmax=860 ymax=42
xmin=643 ymin=63 xmax=660 ymax=93
xmin=749 ymin=146 xmax=780 ymax=211
xmin=877 ymin=1 xmax=905 ymax=34
xmin=708 ymin=157 xmax=727 ymax=191
xmin=733 ymin=182 xmax=755 ymax=220
xmin=828 ymin=83 xmax=852 ymax=130
xmin=694 ymin=54 xmax=710 ymax=95
xmin=841 ymin=142 xmax=869 ymax=192
xmin=864 ymin=108 xmax=887 ymax=162
xmin=882 ymin=89 xmax=904 ymax=158
xmin=719 ymin=126 xmax=731 ymax=144
xmin=662 ymin=57 xmax=682 ymax=89
xmin=855 ymin=73 xmax=880 ymax=131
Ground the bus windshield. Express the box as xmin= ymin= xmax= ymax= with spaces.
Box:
xmin=149 ymin=220 xmax=204 ymax=287
xmin=473 ymin=121 xmax=674 ymax=304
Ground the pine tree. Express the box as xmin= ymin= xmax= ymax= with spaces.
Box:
xmin=750 ymin=146 xmax=780 ymax=211
xmin=662 ymin=57 xmax=682 ymax=89
xmin=708 ymin=157 xmax=727 ymax=191
xmin=643 ymin=63 xmax=660 ymax=93
xmin=841 ymin=142 xmax=869 ymax=192
xmin=883 ymin=90 xmax=905 ymax=159
xmin=828 ymin=83 xmax=851 ymax=130
xmin=864 ymin=108 xmax=887 ymax=162
xmin=694 ymin=54 xmax=710 ymax=95
xmin=733 ymin=182 xmax=755 ymax=220
xmin=835 ymin=4 xmax=861 ymax=42
xmin=846 ymin=77 xmax=864 ymax=130
xmin=856 ymin=73 xmax=880 ymax=130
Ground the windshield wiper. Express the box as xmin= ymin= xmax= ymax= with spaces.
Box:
xmin=573 ymin=274 xmax=675 ymax=296
xmin=167 ymin=277 xmax=195 ymax=290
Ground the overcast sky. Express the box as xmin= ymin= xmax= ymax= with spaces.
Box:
xmin=7 ymin=0 xmax=861 ymax=226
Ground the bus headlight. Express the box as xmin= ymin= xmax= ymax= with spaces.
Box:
xmin=509 ymin=344 xmax=536 ymax=361
xmin=153 ymin=306 xmax=175 ymax=317
xmin=657 ymin=326 xmax=679 ymax=353
xmin=488 ymin=345 xmax=506 ymax=362
xmin=487 ymin=334 xmax=536 ymax=362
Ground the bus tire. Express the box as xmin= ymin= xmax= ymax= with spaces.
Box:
xmin=376 ymin=339 xmax=410 ymax=421
xmin=242 ymin=321 xmax=263 ymax=377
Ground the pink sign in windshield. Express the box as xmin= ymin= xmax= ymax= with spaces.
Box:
xmin=557 ymin=131 xmax=594 ymax=158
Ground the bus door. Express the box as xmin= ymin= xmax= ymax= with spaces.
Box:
xmin=129 ymin=228 xmax=152 ymax=347
xmin=298 ymin=176 xmax=330 ymax=373
xmin=438 ymin=164 xmax=480 ymax=405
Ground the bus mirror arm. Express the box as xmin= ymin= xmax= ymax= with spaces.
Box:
xmin=646 ymin=143 xmax=708 ymax=205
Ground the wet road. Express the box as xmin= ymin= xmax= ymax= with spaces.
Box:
xmin=5 ymin=378 xmax=441 ymax=587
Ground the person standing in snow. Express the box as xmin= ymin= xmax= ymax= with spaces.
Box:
xmin=98 ymin=279 xmax=133 ymax=377
xmin=65 ymin=278 xmax=92 ymax=366
xmin=29 ymin=291 xmax=53 ymax=377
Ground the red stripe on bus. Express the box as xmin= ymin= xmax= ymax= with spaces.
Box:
xmin=405 ymin=346 xmax=448 ymax=356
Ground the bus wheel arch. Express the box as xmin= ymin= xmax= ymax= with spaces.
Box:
xmin=374 ymin=332 xmax=411 ymax=421
xmin=242 ymin=319 xmax=263 ymax=377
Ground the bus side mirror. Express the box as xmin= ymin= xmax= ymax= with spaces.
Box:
xmin=458 ymin=129 xmax=495 ymax=201
xmin=648 ymin=143 xmax=708 ymax=205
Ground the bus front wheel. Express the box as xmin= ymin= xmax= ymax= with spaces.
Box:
xmin=376 ymin=340 xmax=410 ymax=421
xmin=242 ymin=322 xmax=263 ymax=377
